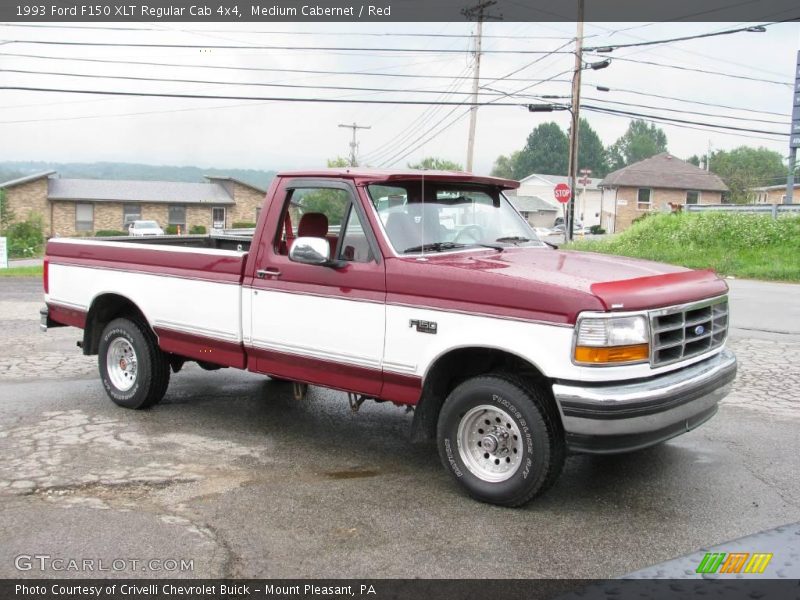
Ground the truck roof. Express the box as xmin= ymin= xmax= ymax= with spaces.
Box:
xmin=275 ymin=168 xmax=520 ymax=190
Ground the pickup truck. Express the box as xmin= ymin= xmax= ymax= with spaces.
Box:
xmin=41 ymin=169 xmax=737 ymax=507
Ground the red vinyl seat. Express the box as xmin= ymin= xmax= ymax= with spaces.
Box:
xmin=297 ymin=212 xmax=336 ymax=257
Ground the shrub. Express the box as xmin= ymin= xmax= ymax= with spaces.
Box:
xmin=232 ymin=221 xmax=257 ymax=228
xmin=189 ymin=225 xmax=207 ymax=234
xmin=7 ymin=214 xmax=44 ymax=258
xmin=95 ymin=230 xmax=127 ymax=237
xmin=165 ymin=225 xmax=179 ymax=235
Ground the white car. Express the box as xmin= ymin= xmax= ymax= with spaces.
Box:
xmin=127 ymin=220 xmax=164 ymax=237
xmin=533 ymin=227 xmax=554 ymax=238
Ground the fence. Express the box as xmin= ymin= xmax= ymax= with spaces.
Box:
xmin=685 ymin=204 xmax=800 ymax=218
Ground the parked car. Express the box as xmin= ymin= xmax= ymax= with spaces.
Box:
xmin=41 ymin=169 xmax=736 ymax=507
xmin=533 ymin=226 xmax=555 ymax=238
xmin=127 ymin=220 xmax=165 ymax=236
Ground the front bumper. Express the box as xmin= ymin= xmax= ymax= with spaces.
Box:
xmin=552 ymin=348 xmax=737 ymax=454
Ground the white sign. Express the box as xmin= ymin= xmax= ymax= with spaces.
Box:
xmin=0 ymin=237 xmax=7 ymax=269
xmin=617 ymin=199 xmax=628 ymax=206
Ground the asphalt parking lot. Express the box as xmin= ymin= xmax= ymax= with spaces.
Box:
xmin=1 ymin=276 xmax=798 ymax=579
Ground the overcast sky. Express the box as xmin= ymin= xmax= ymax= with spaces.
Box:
xmin=0 ymin=20 xmax=798 ymax=175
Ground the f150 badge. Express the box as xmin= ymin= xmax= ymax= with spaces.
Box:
xmin=409 ymin=319 xmax=438 ymax=334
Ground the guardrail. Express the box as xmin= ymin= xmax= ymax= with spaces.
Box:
xmin=685 ymin=204 xmax=800 ymax=218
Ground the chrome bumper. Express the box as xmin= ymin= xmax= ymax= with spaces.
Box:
xmin=552 ymin=348 xmax=737 ymax=454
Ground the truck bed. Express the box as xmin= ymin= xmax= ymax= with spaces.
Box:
xmin=45 ymin=236 xmax=249 ymax=369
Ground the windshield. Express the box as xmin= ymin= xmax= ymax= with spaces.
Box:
xmin=367 ymin=183 xmax=543 ymax=254
xmin=136 ymin=221 xmax=159 ymax=229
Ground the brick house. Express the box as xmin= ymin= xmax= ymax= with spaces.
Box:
xmin=0 ymin=172 xmax=266 ymax=237
xmin=599 ymin=153 xmax=729 ymax=233
xmin=750 ymin=183 xmax=800 ymax=204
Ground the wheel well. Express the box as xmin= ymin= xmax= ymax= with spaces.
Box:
xmin=83 ymin=294 xmax=149 ymax=356
xmin=410 ymin=347 xmax=550 ymax=443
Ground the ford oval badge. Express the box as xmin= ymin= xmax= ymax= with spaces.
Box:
xmin=694 ymin=325 xmax=705 ymax=336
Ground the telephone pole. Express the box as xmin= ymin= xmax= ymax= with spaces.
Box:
xmin=338 ymin=122 xmax=371 ymax=167
xmin=566 ymin=0 xmax=584 ymax=242
xmin=462 ymin=0 xmax=500 ymax=173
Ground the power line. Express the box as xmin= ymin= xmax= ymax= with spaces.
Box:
xmin=364 ymin=38 xmax=574 ymax=165
xmin=584 ymin=21 xmax=779 ymax=52
xmin=585 ymin=53 xmax=793 ymax=86
xmin=0 ymin=67 xmax=526 ymax=98
xmin=0 ymin=85 xmax=525 ymax=106
xmin=585 ymin=85 xmax=790 ymax=118
xmin=583 ymin=105 xmax=789 ymax=137
xmin=0 ymin=52 xmax=573 ymax=84
xmin=0 ymin=38 xmax=575 ymax=55
xmin=580 ymin=97 xmax=788 ymax=125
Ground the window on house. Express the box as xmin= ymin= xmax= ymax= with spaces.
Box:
xmin=168 ymin=205 xmax=186 ymax=229
xmin=122 ymin=204 xmax=141 ymax=228
xmin=75 ymin=203 xmax=93 ymax=231
xmin=212 ymin=207 xmax=226 ymax=229
xmin=686 ymin=191 xmax=700 ymax=205
xmin=637 ymin=188 xmax=652 ymax=210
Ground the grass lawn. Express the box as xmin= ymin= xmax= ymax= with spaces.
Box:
xmin=566 ymin=212 xmax=800 ymax=282
xmin=0 ymin=266 xmax=43 ymax=277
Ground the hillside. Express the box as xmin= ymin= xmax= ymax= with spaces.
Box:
xmin=0 ymin=161 xmax=277 ymax=190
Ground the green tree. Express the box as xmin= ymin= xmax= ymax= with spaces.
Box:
xmin=407 ymin=157 xmax=463 ymax=171
xmin=490 ymin=151 xmax=522 ymax=179
xmin=327 ymin=156 xmax=350 ymax=168
xmin=709 ymin=146 xmax=788 ymax=204
xmin=514 ymin=122 xmax=569 ymax=177
xmin=577 ymin=118 xmax=608 ymax=177
xmin=687 ymin=154 xmax=702 ymax=167
xmin=607 ymin=119 xmax=668 ymax=171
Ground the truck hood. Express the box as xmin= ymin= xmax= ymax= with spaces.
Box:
xmin=386 ymin=247 xmax=728 ymax=324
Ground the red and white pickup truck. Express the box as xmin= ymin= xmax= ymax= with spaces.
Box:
xmin=41 ymin=169 xmax=737 ymax=506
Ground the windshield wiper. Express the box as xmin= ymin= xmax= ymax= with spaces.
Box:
xmin=403 ymin=242 xmax=465 ymax=254
xmin=495 ymin=236 xmax=533 ymax=244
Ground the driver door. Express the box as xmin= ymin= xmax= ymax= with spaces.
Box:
xmin=247 ymin=179 xmax=386 ymax=395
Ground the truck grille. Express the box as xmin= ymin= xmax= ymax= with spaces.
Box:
xmin=650 ymin=296 xmax=728 ymax=367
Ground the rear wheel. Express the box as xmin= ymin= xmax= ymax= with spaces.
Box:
xmin=437 ymin=373 xmax=565 ymax=507
xmin=98 ymin=317 xmax=170 ymax=409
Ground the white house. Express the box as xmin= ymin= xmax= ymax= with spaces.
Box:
xmin=517 ymin=173 xmax=604 ymax=229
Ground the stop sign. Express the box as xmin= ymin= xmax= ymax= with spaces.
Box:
xmin=554 ymin=182 xmax=571 ymax=203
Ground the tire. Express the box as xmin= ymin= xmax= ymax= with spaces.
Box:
xmin=98 ymin=317 xmax=170 ymax=409
xmin=437 ymin=373 xmax=565 ymax=507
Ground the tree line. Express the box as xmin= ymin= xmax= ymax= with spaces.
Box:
xmin=488 ymin=118 xmax=794 ymax=204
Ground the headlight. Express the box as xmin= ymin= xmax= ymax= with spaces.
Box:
xmin=574 ymin=315 xmax=649 ymax=365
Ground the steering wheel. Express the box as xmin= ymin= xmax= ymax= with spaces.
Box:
xmin=454 ymin=225 xmax=484 ymax=244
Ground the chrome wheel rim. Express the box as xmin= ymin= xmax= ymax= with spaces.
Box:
xmin=106 ymin=337 xmax=138 ymax=392
xmin=457 ymin=404 xmax=523 ymax=482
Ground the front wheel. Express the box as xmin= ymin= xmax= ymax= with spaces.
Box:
xmin=437 ymin=373 xmax=565 ymax=507
xmin=98 ymin=317 xmax=170 ymax=409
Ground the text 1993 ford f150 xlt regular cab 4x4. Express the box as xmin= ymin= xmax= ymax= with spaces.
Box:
xmin=41 ymin=169 xmax=737 ymax=506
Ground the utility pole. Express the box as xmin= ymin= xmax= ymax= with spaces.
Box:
xmin=338 ymin=122 xmax=371 ymax=167
xmin=787 ymin=50 xmax=800 ymax=204
xmin=566 ymin=0 xmax=584 ymax=242
xmin=462 ymin=1 xmax=499 ymax=173
xmin=706 ymin=140 xmax=712 ymax=172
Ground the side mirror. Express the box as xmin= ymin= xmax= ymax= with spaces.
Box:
xmin=289 ymin=237 xmax=343 ymax=267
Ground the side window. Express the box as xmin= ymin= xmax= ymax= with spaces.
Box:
xmin=274 ymin=186 xmax=372 ymax=262
xmin=339 ymin=206 xmax=373 ymax=263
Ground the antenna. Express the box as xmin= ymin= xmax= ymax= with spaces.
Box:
xmin=420 ymin=168 xmax=426 ymax=260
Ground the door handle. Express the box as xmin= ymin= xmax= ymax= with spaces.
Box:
xmin=256 ymin=268 xmax=281 ymax=279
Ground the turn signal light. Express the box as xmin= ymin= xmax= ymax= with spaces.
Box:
xmin=574 ymin=343 xmax=649 ymax=365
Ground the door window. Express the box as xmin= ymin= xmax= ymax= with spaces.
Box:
xmin=275 ymin=187 xmax=372 ymax=262
xmin=212 ymin=207 xmax=226 ymax=229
